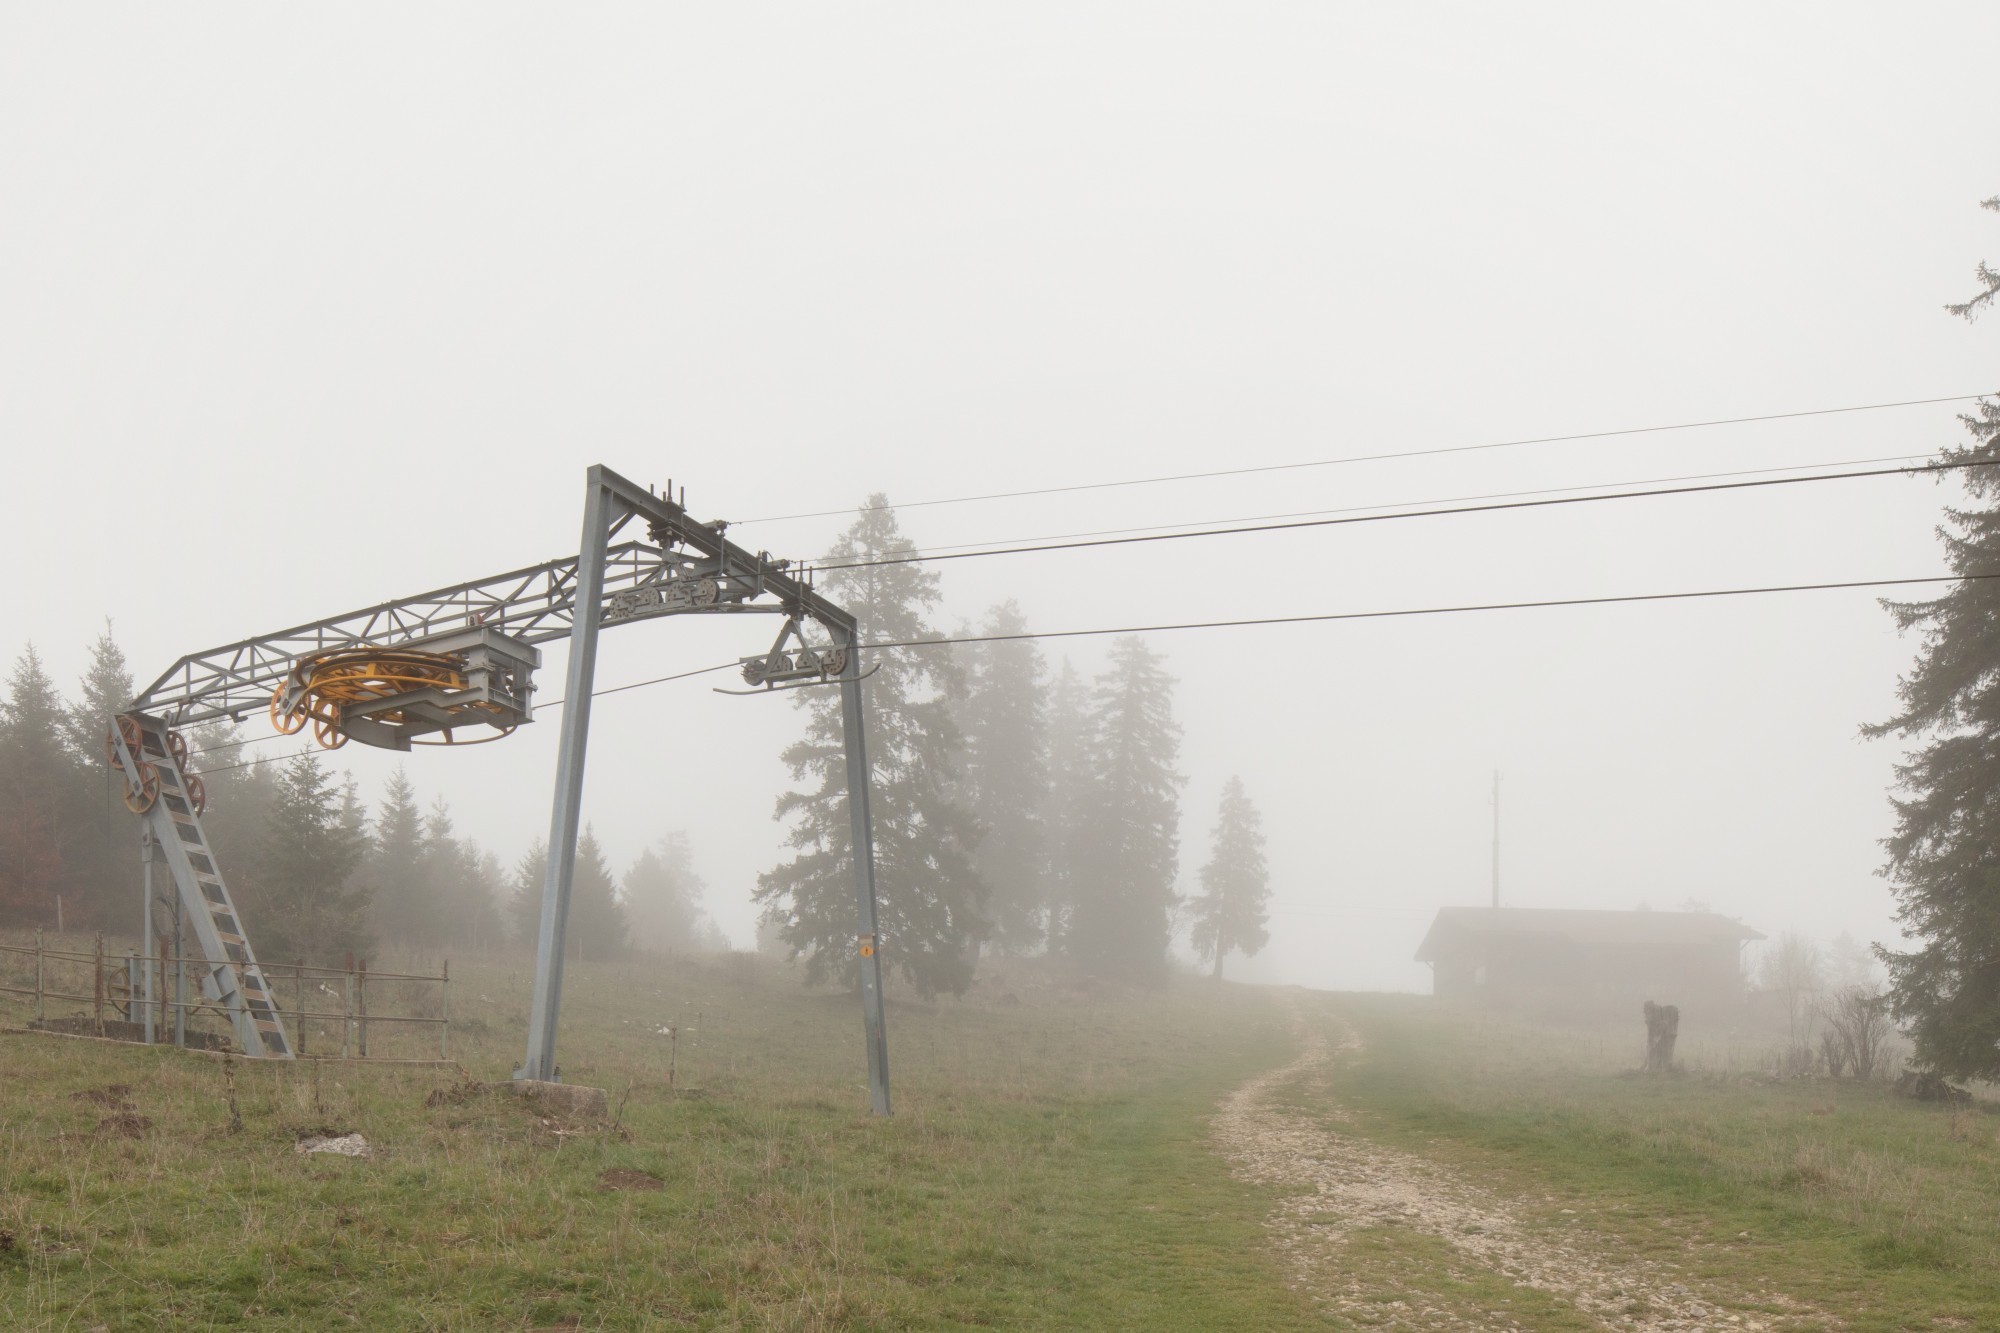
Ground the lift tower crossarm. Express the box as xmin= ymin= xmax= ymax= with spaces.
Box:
xmin=129 ymin=476 xmax=842 ymax=726
xmin=589 ymin=464 xmax=857 ymax=637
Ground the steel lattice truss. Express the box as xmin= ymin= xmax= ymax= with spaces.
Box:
xmin=134 ymin=486 xmax=849 ymax=726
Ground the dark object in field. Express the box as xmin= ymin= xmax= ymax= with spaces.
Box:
xmin=70 ymin=1085 xmax=134 ymax=1107
xmin=424 ymin=1077 xmax=488 ymax=1109
xmin=1896 ymin=1070 xmax=1972 ymax=1103
xmin=1643 ymin=1001 xmax=1680 ymax=1073
xmin=94 ymin=1112 xmax=152 ymax=1139
xmin=598 ymin=1167 xmax=664 ymax=1192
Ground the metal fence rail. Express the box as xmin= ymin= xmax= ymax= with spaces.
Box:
xmin=0 ymin=931 xmax=450 ymax=1059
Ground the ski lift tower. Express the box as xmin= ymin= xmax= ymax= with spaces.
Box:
xmin=117 ymin=466 xmax=891 ymax=1114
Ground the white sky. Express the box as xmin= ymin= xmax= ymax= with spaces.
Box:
xmin=3 ymin=4 xmax=1997 ymax=991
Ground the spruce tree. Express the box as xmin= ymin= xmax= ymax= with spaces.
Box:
xmin=1867 ymin=214 xmax=2000 ymax=1079
xmin=365 ymin=770 xmax=430 ymax=945
xmin=507 ymin=831 xmax=625 ymax=959
xmin=754 ymin=496 xmax=987 ymax=997
xmin=63 ymin=621 xmax=134 ymax=763
xmin=248 ymin=749 xmax=372 ymax=963
xmin=0 ymin=645 xmax=91 ymax=927
xmin=419 ymin=797 xmax=500 ymax=952
xmin=1189 ymin=776 xmax=1271 ymax=980
xmin=63 ymin=623 xmax=136 ymax=923
xmin=568 ymin=826 xmax=628 ymax=961
xmin=624 ymin=832 xmax=719 ymax=954
xmin=1041 ymin=658 xmax=1092 ymax=952
xmin=955 ymin=600 xmax=1049 ymax=953
xmin=508 ymin=841 xmax=549 ymax=950
xmin=1066 ymin=637 xmax=1184 ymax=983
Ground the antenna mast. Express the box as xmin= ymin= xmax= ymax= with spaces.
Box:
xmin=1490 ymin=769 xmax=1500 ymax=909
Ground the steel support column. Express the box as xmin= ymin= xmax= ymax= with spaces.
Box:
xmin=518 ymin=468 xmax=618 ymax=1083
xmin=140 ymin=828 xmax=155 ymax=1044
xmin=836 ymin=624 xmax=892 ymax=1116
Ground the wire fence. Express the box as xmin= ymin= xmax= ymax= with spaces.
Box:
xmin=0 ymin=930 xmax=451 ymax=1061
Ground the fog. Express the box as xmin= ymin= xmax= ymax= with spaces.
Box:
xmin=4 ymin=5 xmax=1997 ymax=993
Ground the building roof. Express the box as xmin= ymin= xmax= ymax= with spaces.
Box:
xmin=1413 ymin=906 xmax=1765 ymax=962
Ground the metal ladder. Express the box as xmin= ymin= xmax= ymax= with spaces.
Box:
xmin=109 ymin=713 xmax=293 ymax=1058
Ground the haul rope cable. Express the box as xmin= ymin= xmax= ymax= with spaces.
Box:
xmin=811 ymin=457 xmax=2000 ymax=574
xmin=734 ymin=390 xmax=1999 ymax=525
xmin=174 ymin=567 xmax=2000 ymax=781
xmin=183 ymin=442 xmax=1988 ymax=761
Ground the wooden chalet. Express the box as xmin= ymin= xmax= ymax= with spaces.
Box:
xmin=1414 ymin=906 xmax=1764 ymax=1020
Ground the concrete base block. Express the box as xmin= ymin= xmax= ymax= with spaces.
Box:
xmin=507 ymin=1079 xmax=608 ymax=1119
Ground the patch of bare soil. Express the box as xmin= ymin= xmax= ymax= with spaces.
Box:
xmin=93 ymin=1112 xmax=152 ymax=1139
xmin=1212 ymin=1010 xmax=1825 ymax=1331
xmin=597 ymin=1167 xmax=663 ymax=1192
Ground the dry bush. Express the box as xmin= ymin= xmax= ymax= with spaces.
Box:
xmin=1821 ymin=986 xmax=1892 ymax=1081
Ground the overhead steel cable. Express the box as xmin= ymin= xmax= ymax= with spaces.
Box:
xmin=732 ymin=390 xmax=1998 ymax=525
xmin=893 ymin=449 xmax=1948 ymax=559
xmin=809 ymin=457 xmax=2000 ymax=575
xmin=184 ymin=570 xmax=2000 ymax=777
xmin=856 ymin=573 xmax=2000 ymax=653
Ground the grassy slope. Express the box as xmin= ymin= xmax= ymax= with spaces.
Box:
xmin=0 ymin=953 xmax=1324 ymax=1331
xmin=1306 ymin=991 xmax=2000 ymax=1332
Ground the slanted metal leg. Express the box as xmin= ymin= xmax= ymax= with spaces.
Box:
xmin=518 ymin=472 xmax=616 ymax=1084
xmin=837 ymin=627 xmax=891 ymax=1116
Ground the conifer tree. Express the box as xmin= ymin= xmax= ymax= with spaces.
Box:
xmin=507 ymin=831 xmax=625 ymax=959
xmin=754 ymin=496 xmax=987 ymax=997
xmin=248 ymin=749 xmax=371 ymax=962
xmin=1041 ymin=658 xmax=1092 ymax=952
xmin=624 ymin=832 xmax=723 ymax=954
xmin=509 ymin=840 xmax=549 ymax=950
xmin=568 ymin=826 xmax=628 ymax=961
xmin=419 ymin=797 xmax=500 ymax=952
xmin=365 ymin=769 xmax=430 ymax=944
xmin=0 ymin=645 xmax=85 ymax=925
xmin=1189 ymin=776 xmax=1271 ymax=980
xmin=1066 ymin=637 xmax=1184 ymax=983
xmin=955 ymin=601 xmax=1049 ymax=953
xmin=63 ymin=621 xmax=134 ymax=763
xmin=62 ymin=624 xmax=136 ymax=923
xmin=1867 ymin=213 xmax=2000 ymax=1079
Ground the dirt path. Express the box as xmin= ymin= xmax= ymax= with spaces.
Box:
xmin=1212 ymin=1011 xmax=1815 ymax=1331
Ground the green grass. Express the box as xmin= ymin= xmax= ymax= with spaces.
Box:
xmin=0 ymin=950 xmax=1325 ymax=1330
xmin=14 ymin=955 xmax=1999 ymax=1330
xmin=1300 ymin=991 xmax=2000 ymax=1332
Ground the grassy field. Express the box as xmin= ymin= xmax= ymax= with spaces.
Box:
xmin=0 ymin=946 xmax=1325 ymax=1331
xmin=6 ymin=950 xmax=2000 ymax=1330
xmin=1296 ymin=991 xmax=2000 ymax=1331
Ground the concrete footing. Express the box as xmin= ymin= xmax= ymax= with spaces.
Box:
xmin=506 ymin=1079 xmax=608 ymax=1119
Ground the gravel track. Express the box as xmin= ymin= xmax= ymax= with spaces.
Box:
xmin=1211 ymin=1006 xmax=1824 ymax=1331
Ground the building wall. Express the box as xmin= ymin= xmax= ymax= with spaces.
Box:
xmin=1431 ymin=935 xmax=1744 ymax=1020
